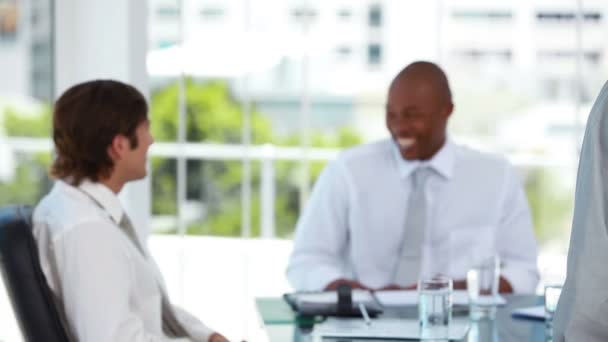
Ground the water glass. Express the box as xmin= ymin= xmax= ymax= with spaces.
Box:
xmin=544 ymin=284 xmax=562 ymax=325
xmin=467 ymin=255 xmax=500 ymax=320
xmin=419 ymin=275 xmax=453 ymax=340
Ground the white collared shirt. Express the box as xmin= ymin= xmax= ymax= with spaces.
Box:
xmin=287 ymin=139 xmax=539 ymax=293
xmin=33 ymin=180 xmax=214 ymax=342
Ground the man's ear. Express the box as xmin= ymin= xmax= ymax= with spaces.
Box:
xmin=444 ymin=102 xmax=454 ymax=119
xmin=107 ymin=135 xmax=129 ymax=162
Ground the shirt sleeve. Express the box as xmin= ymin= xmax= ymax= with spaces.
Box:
xmin=496 ymin=164 xmax=540 ymax=294
xmin=286 ymin=159 xmax=351 ymax=291
xmin=54 ymin=221 xmax=192 ymax=342
xmin=172 ymin=306 xmax=215 ymax=342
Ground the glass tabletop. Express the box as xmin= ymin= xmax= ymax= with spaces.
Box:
xmin=256 ymin=295 xmax=550 ymax=341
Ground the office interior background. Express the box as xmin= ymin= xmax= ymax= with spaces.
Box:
xmin=0 ymin=0 xmax=605 ymax=340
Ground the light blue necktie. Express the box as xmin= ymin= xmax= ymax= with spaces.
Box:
xmin=119 ymin=214 xmax=189 ymax=338
xmin=393 ymin=167 xmax=432 ymax=286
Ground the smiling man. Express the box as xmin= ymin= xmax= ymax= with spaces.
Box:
xmin=287 ymin=61 xmax=539 ymax=294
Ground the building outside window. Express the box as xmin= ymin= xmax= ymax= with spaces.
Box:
xmin=368 ymin=3 xmax=382 ymax=27
xmin=367 ymin=43 xmax=382 ymax=65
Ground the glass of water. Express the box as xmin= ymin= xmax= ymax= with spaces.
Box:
xmin=467 ymin=255 xmax=500 ymax=320
xmin=418 ymin=275 xmax=453 ymax=340
xmin=544 ymin=284 xmax=563 ymax=326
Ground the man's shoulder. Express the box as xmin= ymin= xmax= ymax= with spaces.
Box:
xmin=336 ymin=139 xmax=394 ymax=167
xmin=453 ymin=143 xmax=512 ymax=171
xmin=33 ymin=182 xmax=107 ymax=238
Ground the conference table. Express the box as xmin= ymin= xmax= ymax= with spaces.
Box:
xmin=256 ymin=295 xmax=550 ymax=341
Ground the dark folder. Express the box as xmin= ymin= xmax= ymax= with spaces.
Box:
xmin=283 ymin=287 xmax=383 ymax=317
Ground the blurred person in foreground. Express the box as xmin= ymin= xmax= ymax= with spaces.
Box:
xmin=553 ymin=81 xmax=608 ymax=341
xmin=33 ymin=80 xmax=228 ymax=342
xmin=287 ymin=61 xmax=539 ymax=294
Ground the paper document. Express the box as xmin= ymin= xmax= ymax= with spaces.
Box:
xmin=374 ymin=289 xmax=506 ymax=306
xmin=296 ymin=289 xmax=375 ymax=305
xmin=314 ymin=317 xmax=470 ymax=340
xmin=511 ymin=305 xmax=545 ymax=321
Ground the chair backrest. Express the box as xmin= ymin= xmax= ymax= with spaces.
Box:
xmin=0 ymin=205 xmax=71 ymax=342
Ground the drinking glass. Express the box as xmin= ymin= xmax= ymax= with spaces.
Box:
xmin=467 ymin=255 xmax=500 ymax=320
xmin=544 ymin=284 xmax=562 ymax=325
xmin=419 ymin=275 xmax=453 ymax=340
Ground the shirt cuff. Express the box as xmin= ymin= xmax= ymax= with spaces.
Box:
xmin=172 ymin=306 xmax=215 ymax=342
xmin=287 ymin=265 xmax=344 ymax=292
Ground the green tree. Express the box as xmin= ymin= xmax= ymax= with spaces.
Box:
xmin=149 ymin=79 xmax=362 ymax=237
xmin=3 ymin=106 xmax=52 ymax=137
xmin=524 ymin=168 xmax=573 ymax=244
xmin=0 ymin=92 xmax=576 ymax=248
xmin=0 ymin=105 xmax=52 ymax=206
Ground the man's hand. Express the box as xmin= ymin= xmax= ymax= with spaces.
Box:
xmin=208 ymin=332 xmax=229 ymax=342
xmin=324 ymin=278 xmax=370 ymax=291
xmin=453 ymin=280 xmax=467 ymax=290
xmin=498 ymin=276 xmax=513 ymax=293
xmin=377 ymin=283 xmax=417 ymax=291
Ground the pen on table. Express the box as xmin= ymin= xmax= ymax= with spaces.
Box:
xmin=358 ymin=302 xmax=372 ymax=326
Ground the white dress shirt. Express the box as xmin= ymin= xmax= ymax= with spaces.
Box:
xmin=33 ymin=180 xmax=215 ymax=342
xmin=553 ymin=81 xmax=608 ymax=342
xmin=287 ymin=139 xmax=539 ymax=293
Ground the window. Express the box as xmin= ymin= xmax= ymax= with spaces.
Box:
xmin=451 ymin=10 xmax=513 ymax=21
xmin=30 ymin=10 xmax=38 ymax=26
xmin=157 ymin=39 xmax=178 ymax=49
xmin=367 ymin=43 xmax=382 ymax=65
xmin=0 ymin=0 xmax=53 ymax=221
xmin=368 ymin=4 xmax=382 ymax=27
xmin=291 ymin=6 xmax=317 ymax=24
xmin=454 ymin=49 xmax=512 ymax=62
xmin=337 ymin=8 xmax=352 ymax=20
xmin=536 ymin=11 xmax=602 ymax=23
xmin=537 ymin=50 xmax=603 ymax=64
xmin=336 ymin=46 xmax=352 ymax=59
xmin=584 ymin=12 xmax=602 ymax=22
xmin=0 ymin=1 xmax=17 ymax=41
xmin=156 ymin=6 xmax=179 ymax=19
xmin=200 ymin=7 xmax=224 ymax=19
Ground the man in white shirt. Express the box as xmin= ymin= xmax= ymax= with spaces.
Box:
xmin=553 ymin=81 xmax=608 ymax=342
xmin=287 ymin=61 xmax=539 ymax=294
xmin=33 ymin=80 xmax=228 ymax=341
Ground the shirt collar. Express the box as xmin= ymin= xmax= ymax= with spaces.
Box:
xmin=391 ymin=139 xmax=455 ymax=180
xmin=77 ymin=179 xmax=124 ymax=225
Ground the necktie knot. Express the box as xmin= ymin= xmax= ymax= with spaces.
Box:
xmin=412 ymin=166 xmax=433 ymax=189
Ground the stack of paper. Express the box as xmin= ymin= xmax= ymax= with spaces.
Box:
xmin=374 ymin=289 xmax=506 ymax=306
xmin=313 ymin=317 xmax=470 ymax=340
xmin=295 ymin=289 xmax=375 ymax=305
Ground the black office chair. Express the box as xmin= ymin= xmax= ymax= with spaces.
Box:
xmin=0 ymin=205 xmax=72 ymax=342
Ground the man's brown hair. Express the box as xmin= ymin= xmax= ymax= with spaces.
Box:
xmin=50 ymin=80 xmax=148 ymax=185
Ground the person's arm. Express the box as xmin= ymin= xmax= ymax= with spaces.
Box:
xmin=171 ymin=307 xmax=227 ymax=342
xmin=325 ymin=278 xmax=370 ymax=291
xmin=451 ymin=277 xmax=513 ymax=293
xmin=55 ymin=221 xmax=190 ymax=342
xmin=376 ymin=283 xmax=417 ymax=291
xmin=287 ymin=160 xmax=355 ymax=291
xmin=142 ymin=257 xmax=222 ymax=342
xmin=495 ymin=164 xmax=540 ymax=294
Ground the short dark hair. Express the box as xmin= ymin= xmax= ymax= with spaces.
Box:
xmin=50 ymin=80 xmax=148 ymax=185
xmin=392 ymin=61 xmax=452 ymax=104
